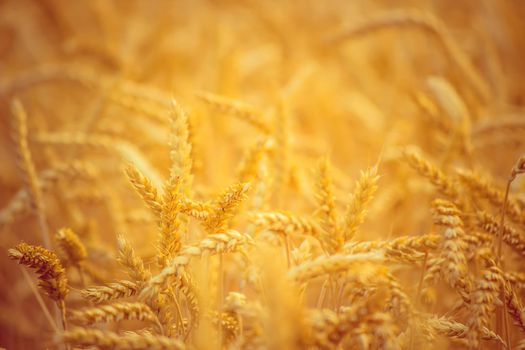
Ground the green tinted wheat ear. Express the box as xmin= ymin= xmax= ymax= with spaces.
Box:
xmin=476 ymin=211 xmax=525 ymax=258
xmin=141 ymin=230 xmax=253 ymax=301
xmin=427 ymin=316 xmax=504 ymax=345
xmin=178 ymin=197 xmax=212 ymax=220
xmin=251 ymin=211 xmax=321 ymax=238
xmin=343 ymin=165 xmax=379 ymax=242
xmin=288 ymin=252 xmax=385 ymax=282
xmin=457 ymin=169 xmax=524 ymax=226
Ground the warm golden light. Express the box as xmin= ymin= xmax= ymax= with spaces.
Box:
xmin=1 ymin=1 xmax=525 ymax=349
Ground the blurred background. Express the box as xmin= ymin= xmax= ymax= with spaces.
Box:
xmin=1 ymin=0 xmax=525 ymax=348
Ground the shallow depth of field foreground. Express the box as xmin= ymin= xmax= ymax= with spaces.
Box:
xmin=1 ymin=1 xmax=525 ymax=349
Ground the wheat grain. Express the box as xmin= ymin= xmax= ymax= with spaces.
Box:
xmin=8 ymin=242 xmax=68 ymax=302
xmin=81 ymin=280 xmax=139 ymax=303
xmin=169 ymin=100 xmax=193 ymax=192
xmin=117 ymin=234 xmax=151 ymax=283
xmin=204 ymin=182 xmax=251 ymax=232
xmin=315 ymin=157 xmax=342 ymax=253
xmin=343 ymin=165 xmax=379 ymax=242
xmin=125 ymin=164 xmax=163 ymax=218
xmin=158 ymin=176 xmax=183 ymax=266
xmin=288 ymin=252 xmax=385 ymax=282
xmin=56 ymin=228 xmax=87 ymax=266
xmin=70 ymin=301 xmax=159 ymax=326
xmin=58 ymin=327 xmax=185 ymax=349
xmin=404 ymin=147 xmax=460 ymax=200
xmin=196 ymin=91 xmax=271 ymax=134
xmin=252 ymin=211 xmax=321 ymax=238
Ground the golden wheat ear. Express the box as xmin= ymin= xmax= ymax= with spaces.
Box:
xmin=69 ymin=301 xmax=160 ymax=328
xmin=314 ymin=157 xmax=341 ymax=253
xmin=80 ymin=280 xmax=139 ymax=303
xmin=403 ymin=147 xmax=459 ymax=200
xmin=203 ymin=182 xmax=251 ymax=232
xmin=9 ymin=242 xmax=70 ymax=332
xmin=342 ymin=165 xmax=380 ymax=243
xmin=56 ymin=228 xmax=87 ymax=266
xmin=157 ymin=176 xmax=183 ymax=267
xmin=169 ymin=99 xmax=193 ymax=192
xmin=125 ymin=163 xmax=163 ymax=218
xmin=196 ymin=91 xmax=271 ymax=134
xmin=8 ymin=242 xmax=68 ymax=302
xmin=116 ymin=234 xmax=151 ymax=283
xmin=57 ymin=327 xmax=185 ymax=350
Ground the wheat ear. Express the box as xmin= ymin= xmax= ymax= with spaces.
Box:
xmin=57 ymin=327 xmax=185 ymax=350
xmin=117 ymin=234 xmax=151 ymax=283
xmin=70 ymin=301 xmax=160 ymax=327
xmin=343 ymin=165 xmax=380 ymax=242
xmin=196 ymin=91 xmax=271 ymax=134
xmin=80 ymin=280 xmax=139 ymax=303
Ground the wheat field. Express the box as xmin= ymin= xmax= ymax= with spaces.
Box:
xmin=1 ymin=1 xmax=525 ymax=349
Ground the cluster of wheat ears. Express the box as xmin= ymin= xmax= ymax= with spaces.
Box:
xmin=1 ymin=1 xmax=525 ymax=349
